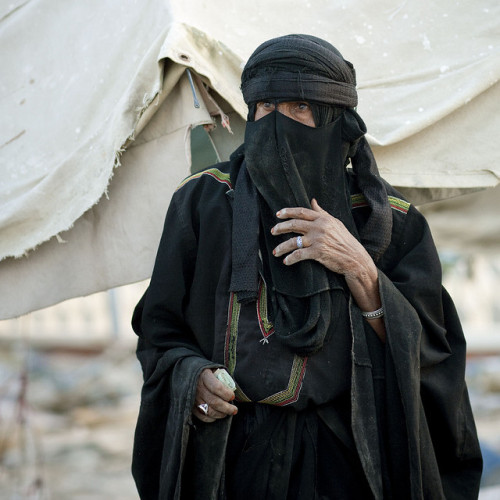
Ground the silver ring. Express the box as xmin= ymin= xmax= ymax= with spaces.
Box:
xmin=296 ymin=236 xmax=303 ymax=249
xmin=197 ymin=403 xmax=209 ymax=415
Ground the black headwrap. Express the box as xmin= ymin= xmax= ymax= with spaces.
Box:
xmin=241 ymin=35 xmax=358 ymax=108
xmin=230 ymin=34 xmax=392 ymax=355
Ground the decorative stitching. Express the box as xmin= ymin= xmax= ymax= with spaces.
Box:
xmin=351 ymin=193 xmax=410 ymax=214
xmin=350 ymin=193 xmax=367 ymax=209
xmin=225 ymin=293 xmax=252 ymax=402
xmin=258 ymin=356 xmax=308 ymax=406
xmin=225 ymin=293 xmax=240 ymax=374
xmin=257 ymin=279 xmax=275 ymax=342
xmin=225 ymin=288 xmax=308 ymax=406
xmin=388 ymin=196 xmax=411 ymax=214
xmin=175 ymin=168 xmax=232 ymax=191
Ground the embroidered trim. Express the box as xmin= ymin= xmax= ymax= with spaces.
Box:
xmin=225 ymin=288 xmax=308 ymax=406
xmin=257 ymin=279 xmax=275 ymax=342
xmin=351 ymin=193 xmax=410 ymax=214
xmin=388 ymin=196 xmax=411 ymax=214
xmin=258 ymin=356 xmax=308 ymax=406
xmin=225 ymin=293 xmax=252 ymax=402
xmin=175 ymin=168 xmax=233 ymax=191
xmin=225 ymin=293 xmax=240 ymax=373
xmin=350 ymin=193 xmax=368 ymax=209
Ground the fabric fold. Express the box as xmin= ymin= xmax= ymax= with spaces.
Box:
xmin=236 ymin=110 xmax=356 ymax=355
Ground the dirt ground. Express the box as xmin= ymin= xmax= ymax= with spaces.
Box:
xmin=0 ymin=343 xmax=499 ymax=499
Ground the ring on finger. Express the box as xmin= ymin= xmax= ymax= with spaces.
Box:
xmin=197 ymin=403 xmax=209 ymax=415
xmin=296 ymin=236 xmax=304 ymax=249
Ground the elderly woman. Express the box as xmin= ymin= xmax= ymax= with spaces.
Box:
xmin=131 ymin=35 xmax=482 ymax=499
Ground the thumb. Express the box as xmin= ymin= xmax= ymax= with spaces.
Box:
xmin=311 ymin=198 xmax=324 ymax=213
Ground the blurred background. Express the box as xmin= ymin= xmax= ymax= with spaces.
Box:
xmin=1 ymin=0 xmax=499 ymax=498
xmin=1 ymin=251 xmax=500 ymax=499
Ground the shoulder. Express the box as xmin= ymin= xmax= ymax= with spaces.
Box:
xmin=166 ymin=147 xmax=245 ymax=232
xmin=349 ymin=177 xmax=412 ymax=220
xmin=348 ymin=172 xmax=436 ymax=262
xmin=174 ymin=145 xmax=245 ymax=197
xmin=175 ymin=165 xmax=233 ymax=192
xmin=169 ymin=163 xmax=234 ymax=221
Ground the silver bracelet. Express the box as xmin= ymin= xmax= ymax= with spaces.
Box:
xmin=361 ymin=306 xmax=384 ymax=319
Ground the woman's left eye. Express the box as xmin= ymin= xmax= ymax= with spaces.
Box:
xmin=297 ymin=102 xmax=310 ymax=111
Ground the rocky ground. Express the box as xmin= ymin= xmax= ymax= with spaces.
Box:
xmin=0 ymin=342 xmax=499 ymax=499
xmin=0 ymin=342 xmax=141 ymax=500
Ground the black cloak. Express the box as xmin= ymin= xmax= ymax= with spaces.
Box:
xmin=131 ymin=147 xmax=482 ymax=499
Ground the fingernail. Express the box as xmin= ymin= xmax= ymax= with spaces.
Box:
xmin=233 ymin=408 xmax=238 ymax=415
xmin=272 ymin=249 xmax=276 ymax=256
xmin=271 ymin=226 xmax=275 ymax=234
xmin=283 ymin=257 xmax=288 ymax=265
xmin=276 ymin=210 xmax=281 ymax=217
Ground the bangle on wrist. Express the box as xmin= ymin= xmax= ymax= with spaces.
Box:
xmin=361 ymin=306 xmax=384 ymax=320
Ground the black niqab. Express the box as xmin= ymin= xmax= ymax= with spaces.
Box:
xmin=230 ymin=34 xmax=393 ymax=355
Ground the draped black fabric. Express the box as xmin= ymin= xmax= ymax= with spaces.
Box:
xmin=228 ymin=162 xmax=260 ymax=303
xmin=225 ymin=405 xmax=373 ymax=500
xmin=131 ymin=151 xmax=482 ymax=499
xmin=244 ymin=111 xmax=355 ymax=356
xmin=131 ymin=33 xmax=482 ymax=500
xmin=350 ymin=136 xmax=394 ymax=262
xmin=239 ymin=34 xmax=393 ymax=264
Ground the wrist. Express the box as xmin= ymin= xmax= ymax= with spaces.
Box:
xmin=361 ymin=306 xmax=384 ymax=320
xmin=345 ymin=262 xmax=381 ymax=313
xmin=345 ymin=260 xmax=378 ymax=291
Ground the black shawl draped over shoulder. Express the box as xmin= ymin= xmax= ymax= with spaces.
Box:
xmin=132 ymin=34 xmax=481 ymax=500
xmin=131 ymin=149 xmax=482 ymax=499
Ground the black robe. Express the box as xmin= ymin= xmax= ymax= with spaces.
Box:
xmin=132 ymin=148 xmax=482 ymax=499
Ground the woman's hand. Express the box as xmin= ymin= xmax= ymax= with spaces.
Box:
xmin=271 ymin=199 xmax=370 ymax=277
xmin=193 ymin=368 xmax=238 ymax=423
xmin=271 ymin=198 xmax=386 ymax=342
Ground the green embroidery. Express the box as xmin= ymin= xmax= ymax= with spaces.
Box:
xmin=225 ymin=287 xmax=308 ymax=406
xmin=175 ymin=167 xmax=232 ymax=191
xmin=258 ymin=355 xmax=308 ymax=406
xmin=351 ymin=193 xmax=410 ymax=214
xmin=227 ymin=293 xmax=241 ymax=375
xmin=257 ymin=280 xmax=274 ymax=339
xmin=388 ymin=196 xmax=410 ymax=213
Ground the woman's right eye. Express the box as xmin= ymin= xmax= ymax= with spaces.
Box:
xmin=261 ymin=101 xmax=275 ymax=110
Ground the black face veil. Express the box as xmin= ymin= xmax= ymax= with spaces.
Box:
xmin=230 ymin=34 xmax=393 ymax=356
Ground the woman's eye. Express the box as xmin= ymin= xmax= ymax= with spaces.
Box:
xmin=262 ymin=101 xmax=274 ymax=109
xmin=297 ymin=102 xmax=310 ymax=111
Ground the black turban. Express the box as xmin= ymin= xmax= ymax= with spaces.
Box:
xmin=241 ymin=34 xmax=358 ymax=109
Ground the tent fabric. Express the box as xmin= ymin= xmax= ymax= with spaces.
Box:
xmin=0 ymin=0 xmax=499 ymax=319
xmin=420 ymin=184 xmax=500 ymax=255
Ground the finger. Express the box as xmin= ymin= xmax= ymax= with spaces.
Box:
xmin=192 ymin=404 xmax=217 ymax=423
xmin=282 ymin=247 xmax=314 ymax=266
xmin=276 ymin=206 xmax=318 ymax=221
xmin=200 ymin=370 xmax=235 ymax=402
xmin=197 ymin=370 xmax=237 ymax=417
xmin=197 ymin=382 xmax=237 ymax=417
xmin=273 ymin=235 xmax=308 ymax=258
xmin=193 ymin=397 xmax=238 ymax=419
xmin=193 ymin=404 xmax=216 ymax=422
xmin=310 ymin=198 xmax=324 ymax=213
xmin=271 ymin=218 xmax=311 ymax=236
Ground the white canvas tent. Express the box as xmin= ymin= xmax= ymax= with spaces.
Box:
xmin=0 ymin=0 xmax=499 ymax=319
